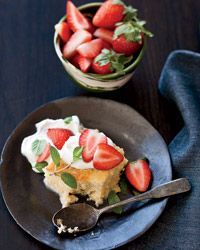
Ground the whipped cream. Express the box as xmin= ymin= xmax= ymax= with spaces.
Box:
xmin=21 ymin=115 xmax=113 ymax=171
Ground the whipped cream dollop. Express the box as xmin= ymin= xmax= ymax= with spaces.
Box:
xmin=21 ymin=115 xmax=113 ymax=171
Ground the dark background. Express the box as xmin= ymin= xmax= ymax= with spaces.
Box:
xmin=0 ymin=0 xmax=199 ymax=249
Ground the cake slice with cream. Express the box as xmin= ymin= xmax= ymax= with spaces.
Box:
xmin=21 ymin=116 xmax=128 ymax=207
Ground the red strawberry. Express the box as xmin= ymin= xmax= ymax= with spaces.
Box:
xmin=92 ymin=61 xmax=112 ymax=74
xmin=79 ymin=129 xmax=107 ymax=162
xmin=77 ymin=39 xmax=104 ymax=59
xmin=87 ymin=20 xmax=96 ymax=34
xmin=112 ymin=34 xmax=143 ymax=56
xmin=102 ymin=40 xmax=112 ymax=50
xmin=93 ymin=143 xmax=124 ymax=170
xmin=71 ymin=54 xmax=92 ymax=72
xmin=37 ymin=143 xmax=50 ymax=163
xmin=63 ymin=30 xmax=92 ymax=59
xmin=93 ymin=0 xmax=125 ymax=29
xmin=94 ymin=28 xmax=114 ymax=44
xmin=47 ymin=128 xmax=74 ymax=150
xmin=125 ymin=159 xmax=152 ymax=192
xmin=55 ymin=22 xmax=72 ymax=43
xmin=66 ymin=0 xmax=90 ymax=32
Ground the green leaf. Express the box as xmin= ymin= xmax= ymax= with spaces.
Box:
xmin=50 ymin=146 xmax=60 ymax=166
xmin=64 ymin=116 xmax=72 ymax=124
xmin=73 ymin=146 xmax=84 ymax=162
xmin=114 ymin=21 xmax=153 ymax=43
xmin=61 ymin=172 xmax=77 ymax=189
xmin=35 ymin=161 xmax=48 ymax=173
xmin=119 ymin=178 xmax=129 ymax=194
xmin=32 ymin=139 xmax=47 ymax=156
xmin=94 ymin=49 xmax=132 ymax=73
xmin=108 ymin=191 xmax=122 ymax=214
xmin=112 ymin=0 xmax=125 ymax=5
xmin=133 ymin=190 xmax=140 ymax=196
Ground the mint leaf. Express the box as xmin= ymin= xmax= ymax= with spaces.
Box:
xmin=64 ymin=116 xmax=72 ymax=124
xmin=50 ymin=146 xmax=60 ymax=166
xmin=32 ymin=139 xmax=47 ymax=156
xmin=108 ymin=191 xmax=122 ymax=214
xmin=73 ymin=146 xmax=83 ymax=162
xmin=61 ymin=172 xmax=77 ymax=189
xmin=119 ymin=178 xmax=129 ymax=194
xmin=35 ymin=161 xmax=48 ymax=173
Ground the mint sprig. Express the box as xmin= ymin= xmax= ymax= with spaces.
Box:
xmin=50 ymin=146 xmax=60 ymax=166
xmin=94 ymin=49 xmax=133 ymax=73
xmin=64 ymin=116 xmax=72 ymax=124
xmin=61 ymin=172 xmax=77 ymax=189
xmin=73 ymin=146 xmax=83 ymax=162
xmin=32 ymin=139 xmax=47 ymax=156
xmin=108 ymin=190 xmax=122 ymax=214
xmin=35 ymin=161 xmax=48 ymax=173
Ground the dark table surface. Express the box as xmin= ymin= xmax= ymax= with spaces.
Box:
xmin=0 ymin=0 xmax=199 ymax=249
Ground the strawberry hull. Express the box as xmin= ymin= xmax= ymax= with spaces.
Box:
xmin=54 ymin=2 xmax=146 ymax=92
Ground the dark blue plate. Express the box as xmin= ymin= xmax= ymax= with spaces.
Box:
xmin=0 ymin=97 xmax=172 ymax=250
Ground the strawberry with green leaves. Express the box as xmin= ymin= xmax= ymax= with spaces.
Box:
xmin=111 ymin=3 xmax=153 ymax=56
xmin=112 ymin=20 xmax=153 ymax=56
xmin=92 ymin=49 xmax=133 ymax=74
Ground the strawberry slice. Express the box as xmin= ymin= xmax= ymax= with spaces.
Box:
xmin=93 ymin=0 xmax=125 ymax=29
xmin=66 ymin=0 xmax=90 ymax=32
xmin=77 ymin=39 xmax=104 ymax=59
xmin=125 ymin=159 xmax=152 ymax=192
xmin=71 ymin=54 xmax=92 ymax=72
xmin=79 ymin=129 xmax=107 ymax=162
xmin=94 ymin=28 xmax=114 ymax=44
xmin=55 ymin=22 xmax=72 ymax=43
xmin=63 ymin=30 xmax=92 ymax=59
xmin=36 ymin=143 xmax=50 ymax=163
xmin=92 ymin=61 xmax=112 ymax=74
xmin=93 ymin=143 xmax=124 ymax=170
xmin=47 ymin=128 xmax=74 ymax=150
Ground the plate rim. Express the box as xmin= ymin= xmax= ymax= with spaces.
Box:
xmin=0 ymin=96 xmax=172 ymax=250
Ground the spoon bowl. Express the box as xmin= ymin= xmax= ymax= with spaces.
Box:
xmin=53 ymin=203 xmax=99 ymax=233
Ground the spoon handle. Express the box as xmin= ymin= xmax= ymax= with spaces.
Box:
xmin=98 ymin=178 xmax=191 ymax=214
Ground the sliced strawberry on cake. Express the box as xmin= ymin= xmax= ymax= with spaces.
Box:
xmin=47 ymin=128 xmax=74 ymax=150
xmin=79 ymin=129 xmax=107 ymax=162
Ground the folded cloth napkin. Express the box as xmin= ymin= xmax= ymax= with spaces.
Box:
xmin=125 ymin=50 xmax=200 ymax=250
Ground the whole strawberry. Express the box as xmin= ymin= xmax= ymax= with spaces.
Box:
xmin=113 ymin=21 xmax=153 ymax=56
xmin=92 ymin=49 xmax=133 ymax=74
xmin=93 ymin=0 xmax=125 ymax=29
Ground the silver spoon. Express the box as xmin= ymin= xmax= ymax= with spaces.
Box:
xmin=52 ymin=178 xmax=191 ymax=234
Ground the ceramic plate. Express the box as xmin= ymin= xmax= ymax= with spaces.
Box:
xmin=0 ymin=97 xmax=172 ymax=250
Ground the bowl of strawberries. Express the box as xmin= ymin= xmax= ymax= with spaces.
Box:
xmin=54 ymin=0 xmax=153 ymax=91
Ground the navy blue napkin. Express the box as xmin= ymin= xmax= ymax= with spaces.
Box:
xmin=129 ymin=50 xmax=200 ymax=249
xmin=158 ymin=51 xmax=200 ymax=249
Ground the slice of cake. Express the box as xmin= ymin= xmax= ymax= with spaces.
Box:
xmin=21 ymin=116 xmax=128 ymax=207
